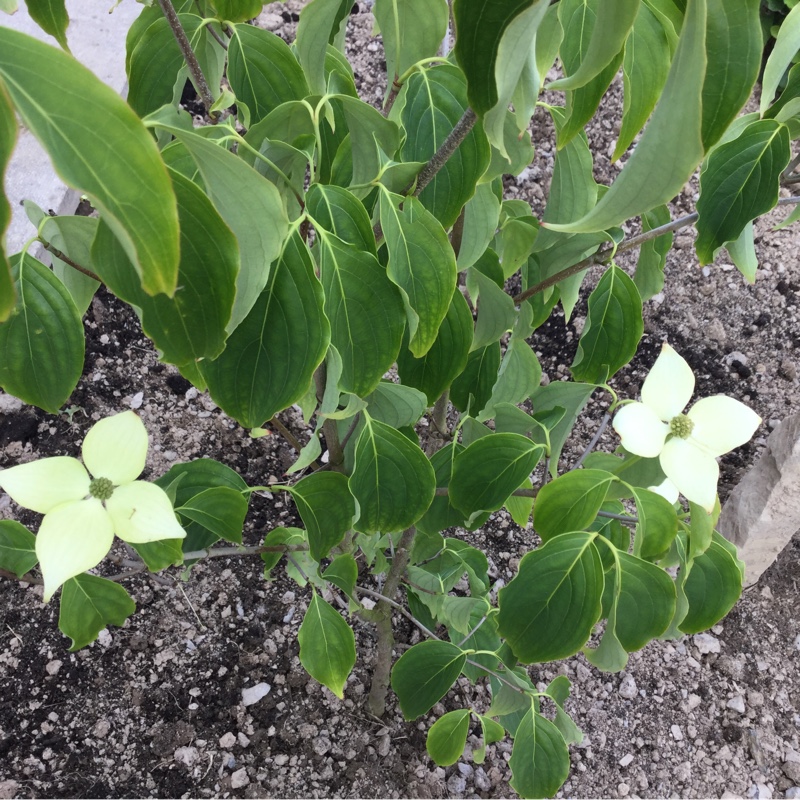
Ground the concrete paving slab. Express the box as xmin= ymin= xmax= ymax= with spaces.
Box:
xmin=2 ymin=0 xmax=142 ymax=255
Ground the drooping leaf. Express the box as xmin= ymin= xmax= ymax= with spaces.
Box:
xmin=364 ymin=382 xmax=428 ymax=428
xmin=322 ymin=554 xmax=358 ymax=597
xmin=0 ymin=520 xmax=37 ymax=578
xmin=391 ymin=640 xmax=466 ymax=719
xmin=396 ymin=288 xmax=474 ymax=406
xmin=349 ymin=416 xmax=435 ymax=534
xmin=227 ymin=23 xmax=310 ymax=127
xmin=129 ymin=538 xmax=185 ymax=572
xmin=295 ymin=0 xmax=352 ymax=94
xmin=199 ymin=232 xmax=328 ymax=427
xmin=509 ymin=707 xmax=570 ymax=800
xmin=630 ymin=487 xmax=679 ymax=561
xmin=457 ymin=183 xmax=502 ymax=269
xmin=0 ymin=28 xmax=180 ymax=296
xmin=307 ymin=184 xmax=376 ymax=256
xmin=59 ymin=574 xmax=136 ymax=651
xmin=288 ymin=472 xmax=356 ymax=561
xmin=543 ymin=675 xmax=583 ymax=745
xmin=498 ymin=532 xmax=604 ymax=663
xmin=0 ymin=82 xmax=17 ymax=321
xmin=725 ymin=221 xmax=757 ymax=283
xmin=634 ymin=204 xmax=672 ymax=300
xmin=379 ymin=192 xmax=457 ymax=357
xmin=761 ymin=3 xmax=800 ymax=114
xmin=176 ymin=486 xmax=247 ymax=544
xmin=0 ymin=254 xmax=83 ymax=413
xmin=450 ymin=433 xmax=543 ymax=522
xmin=23 ymin=0 xmax=69 ymax=50
xmin=298 ymin=591 xmax=356 ymax=698
xmin=571 ymin=265 xmax=643 ymax=383
xmin=400 ymin=65 xmax=490 ymax=228
xmin=450 ymin=342 xmax=502 ymax=415
xmin=426 ymin=709 xmax=471 ymax=767
xmin=533 ymin=469 xmax=616 ymax=542
xmin=337 ymin=94 xmax=401 ymax=185
xmin=695 ymin=119 xmax=790 ymax=264
xmin=468 ymin=267 xmax=517 ymax=351
xmin=547 ymin=0 xmax=707 ymax=234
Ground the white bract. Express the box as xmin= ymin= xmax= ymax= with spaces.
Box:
xmin=613 ymin=343 xmax=761 ymax=512
xmin=0 ymin=411 xmax=185 ymax=601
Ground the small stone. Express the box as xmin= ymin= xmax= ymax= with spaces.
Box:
xmin=92 ymin=719 xmax=111 ymax=739
xmin=219 ymin=732 xmax=236 ymax=749
xmin=129 ymin=391 xmax=144 ymax=409
xmin=694 ymin=633 xmax=721 ymax=654
xmin=780 ymin=359 xmax=798 ymax=381
xmin=259 ymin=11 xmax=284 ymax=29
xmin=783 ymin=761 xmax=800 ymax=783
xmin=619 ymin=754 xmax=634 ymax=768
xmin=618 ymin=675 xmax=637 ymax=700
xmin=0 ymin=782 xmax=18 ymax=800
xmin=313 ymin=736 xmax=332 ymax=756
xmin=174 ymin=746 xmax=200 ymax=768
xmin=785 ymin=787 xmax=800 ymax=799
xmin=0 ymin=394 xmax=23 ymax=414
xmin=376 ymin=734 xmax=391 ymax=757
xmin=727 ymin=695 xmax=746 ymax=714
xmin=237 ymin=733 xmax=250 ymax=748
xmin=45 ymin=659 xmax=62 ymax=676
xmin=687 ymin=693 xmax=702 ymax=710
xmin=671 ymin=725 xmax=684 ymax=741
xmin=446 ymin=773 xmax=467 ymax=795
xmin=273 ymin=754 xmax=289 ymax=767
xmin=241 ymin=682 xmax=271 ymax=706
xmin=474 ymin=767 xmax=491 ymax=792
xmin=230 ymin=768 xmax=249 ymax=789
xmin=618 ymin=783 xmax=630 ymax=797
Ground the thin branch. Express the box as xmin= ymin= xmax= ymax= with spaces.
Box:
xmin=182 ymin=543 xmax=309 ymax=561
xmin=435 ymin=487 xmax=536 ymax=498
xmin=382 ymin=77 xmax=402 ymax=116
xmin=410 ymin=108 xmax=477 ymax=197
xmin=269 ymin=415 xmax=305 ymax=455
xmin=0 ymin=568 xmax=41 ymax=585
xmin=571 ymin=412 xmax=611 ymax=470
xmin=783 ymin=174 xmax=800 ymax=186
xmin=286 ymin=553 xmax=311 ymax=585
xmin=457 ymin=614 xmax=489 ymax=648
xmin=783 ymin=152 xmax=800 ymax=178
xmin=340 ymin=413 xmax=362 ymax=451
xmin=355 ymin=585 xmax=440 ymax=641
xmin=512 ymin=195 xmax=800 ymax=305
xmin=157 ymin=0 xmax=217 ymax=117
xmin=205 ymin=22 xmax=228 ymax=50
xmin=597 ymin=510 xmax=639 ymax=525
xmin=40 ymin=241 xmax=102 ymax=282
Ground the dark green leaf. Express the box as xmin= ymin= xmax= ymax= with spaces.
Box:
xmin=364 ymin=382 xmax=427 ymax=428
xmin=468 ymin=266 xmax=517 ymax=351
xmin=450 ymin=343 xmax=501 ymax=415
xmin=298 ymin=591 xmax=356 ymax=698
xmin=0 ymin=254 xmax=83 ymax=413
xmin=499 ymin=532 xmax=604 ymax=662
xmin=630 ymin=487 xmax=678 ymax=561
xmin=457 ymin=184 xmax=502 ymax=270
xmin=426 ymin=709 xmax=471 ymax=767
xmin=23 ymin=0 xmax=69 ymax=50
xmin=391 ymin=640 xmax=466 ymax=719
xmin=509 ymin=707 xmax=570 ymax=799
xmin=634 ymin=205 xmax=672 ymax=300
xmin=695 ymin=119 xmax=790 ymax=264
xmin=296 ymin=0 xmax=351 ymax=94
xmin=176 ymin=486 xmax=247 ymax=544
xmin=260 ymin=526 xmax=305 ymax=574
xmin=0 ymin=520 xmax=37 ymax=577
xmin=130 ymin=538 xmax=185 ymax=572
xmin=210 ymin=0 xmax=263 ymax=22
xmin=322 ymin=554 xmax=358 ymax=597
xmin=288 ymin=472 xmax=355 ymax=561
xmin=307 ymin=184 xmax=376 ymax=256
xmin=543 ymin=675 xmax=583 ymax=745
xmin=761 ymin=3 xmax=800 ymax=113
xmin=349 ymin=416 xmax=435 ymax=534
xmin=571 ymin=265 xmax=643 ymax=384
xmin=59 ymin=574 xmax=136 ymax=651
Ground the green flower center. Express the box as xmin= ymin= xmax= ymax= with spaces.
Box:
xmin=669 ymin=414 xmax=694 ymax=439
xmin=89 ymin=477 xmax=115 ymax=501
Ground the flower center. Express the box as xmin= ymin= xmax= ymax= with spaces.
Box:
xmin=669 ymin=414 xmax=694 ymax=439
xmin=89 ymin=477 xmax=115 ymax=501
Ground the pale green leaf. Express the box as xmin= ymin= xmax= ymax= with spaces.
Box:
xmin=426 ymin=709 xmax=471 ymax=767
xmin=509 ymin=707 xmax=570 ymax=800
xmin=761 ymin=2 xmax=800 ymax=113
xmin=23 ymin=0 xmax=69 ymax=50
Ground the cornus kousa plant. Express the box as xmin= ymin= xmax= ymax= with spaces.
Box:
xmin=0 ymin=0 xmax=795 ymax=795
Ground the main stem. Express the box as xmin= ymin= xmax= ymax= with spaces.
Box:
xmin=313 ymin=364 xmax=345 ymax=472
xmin=366 ymin=526 xmax=417 ymax=717
xmin=411 ymin=108 xmax=477 ymax=197
xmin=158 ymin=0 xmax=217 ymax=118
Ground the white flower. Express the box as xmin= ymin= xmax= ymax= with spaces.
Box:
xmin=0 ymin=411 xmax=185 ymax=601
xmin=612 ymin=343 xmax=761 ymax=512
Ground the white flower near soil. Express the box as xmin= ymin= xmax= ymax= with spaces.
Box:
xmin=0 ymin=411 xmax=185 ymax=601
xmin=612 ymin=343 xmax=761 ymax=512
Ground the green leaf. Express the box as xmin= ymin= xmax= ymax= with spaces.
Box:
xmin=688 ymin=499 xmax=718 ymax=561
xmin=23 ymin=0 xmax=69 ymax=50
xmin=571 ymin=265 xmax=643 ymax=383
xmin=612 ymin=2 xmax=671 ymax=161
xmin=176 ymin=486 xmax=247 ymax=544
xmin=375 ymin=0 xmax=449 ymax=84
xmin=337 ymin=95 xmax=401 ymax=185
xmin=506 ymin=477 xmax=534 ymax=527
xmin=307 ymin=184 xmax=376 ymax=256
xmin=450 ymin=433 xmax=543 ymax=522
xmin=483 ymin=111 xmax=536 ymax=181
xmin=396 ymin=289 xmax=473 ymax=405
xmin=548 ymin=0 xmax=638 ymax=91
xmin=457 ymin=183 xmax=502 ymax=270
xmin=298 ymin=591 xmax=356 ymax=698
xmin=450 ymin=342 xmax=502 ymax=415
xmin=498 ymin=532 xmax=604 ymax=663
xmin=426 ymin=709 xmax=471 ymax=767
xmin=170 ymin=130 xmax=289 ymax=333
xmin=761 ymin=3 xmax=800 ymax=113
xmin=316 ymin=232 xmax=405 ymax=398
xmin=322 ymin=554 xmax=358 ymax=597
xmin=391 ymin=640 xmax=466 ymax=719
xmin=364 ymin=382 xmax=428 ymax=428
xmin=288 ymin=472 xmax=355 ymax=561
xmin=155 ymin=458 xmax=248 ymax=552
xmin=679 ymin=534 xmax=742 ymax=634
xmin=200 ymin=233 xmax=329 ymax=428
xmin=468 ymin=267 xmax=517 ymax=351
xmin=547 ymin=0 xmax=707 ymax=234
xmin=130 ymin=538 xmax=185 ymax=572
xmin=634 ymin=205 xmax=672 ymax=300
xmin=630 ymin=487 xmax=678 ymax=561
xmin=349 ymin=416 xmax=436 ymax=534
xmin=701 ymin=0 xmax=761 ymax=149
xmin=379 ymin=192 xmax=457 ymax=357
xmin=296 ymin=0 xmax=351 ymax=94
xmin=59 ymin=574 xmax=136 ymax=651
xmin=543 ymin=676 xmax=583 ymax=745
xmin=261 ymin=526 xmax=306 ymax=574
xmin=210 ymin=0 xmax=263 ymax=22
xmin=725 ymin=221 xmax=757 ymax=283
xmin=509 ymin=707 xmax=570 ymax=799
xmin=0 ymin=254 xmax=83 ymax=413
xmin=227 ymin=24 xmax=309 ymax=128
xmin=534 ymin=469 xmax=616 ymax=542
xmin=530 ymin=381 xmax=595 ymax=475
xmin=0 ymin=520 xmax=37 ymax=577
xmin=400 ymin=65 xmax=490 ymax=228
xmin=0 ymin=82 xmax=14 ymax=322
xmin=475 ymin=715 xmax=507 ymax=764
xmin=91 ymin=169 xmax=237 ymax=366
xmin=0 ymin=28 xmax=180 ymax=296
xmin=695 ymin=120 xmax=791 ymax=264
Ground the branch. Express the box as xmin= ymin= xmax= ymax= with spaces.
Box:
xmin=157 ymin=0 xmax=217 ymax=118
xmin=571 ymin=412 xmax=611 ymax=470
xmin=182 ymin=543 xmax=309 ymax=561
xmin=40 ymin=240 xmax=102 ymax=282
xmin=435 ymin=486 xmax=536 ymax=497
xmin=511 ymin=195 xmax=800 ymax=305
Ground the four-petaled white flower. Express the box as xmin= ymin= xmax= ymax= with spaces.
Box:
xmin=0 ymin=411 xmax=185 ymax=601
xmin=612 ymin=343 xmax=761 ymax=512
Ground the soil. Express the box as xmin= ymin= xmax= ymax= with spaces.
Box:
xmin=2 ymin=3 xmax=800 ymax=799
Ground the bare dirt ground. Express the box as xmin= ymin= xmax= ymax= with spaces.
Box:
xmin=1 ymin=3 xmax=800 ymax=798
